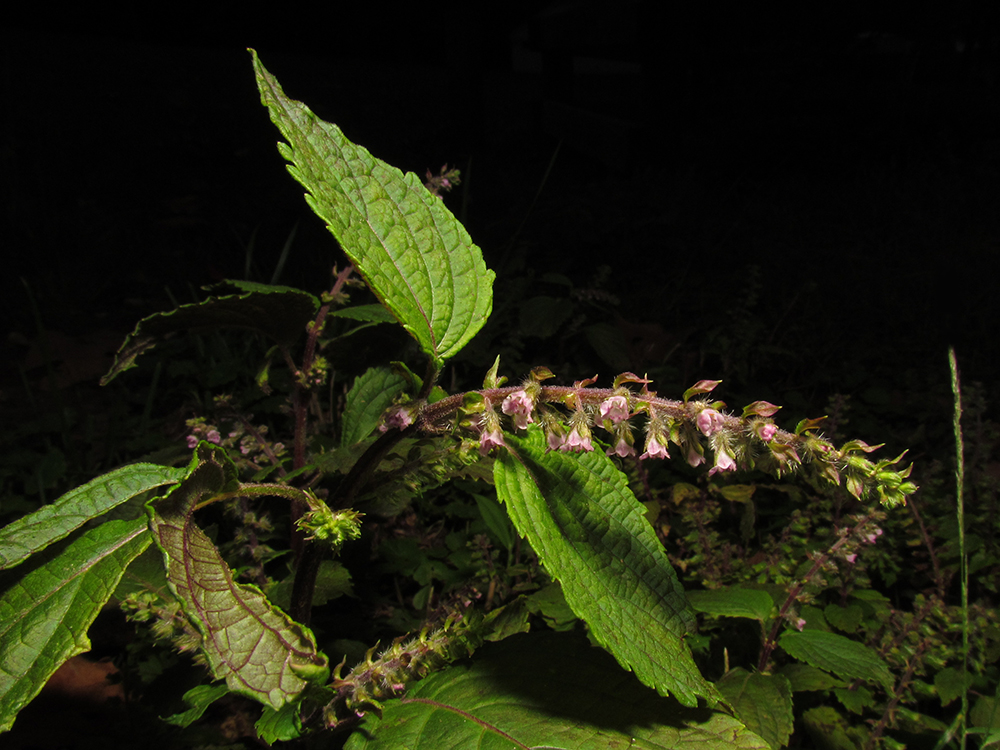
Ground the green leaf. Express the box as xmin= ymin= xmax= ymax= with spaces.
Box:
xmin=344 ymin=631 xmax=767 ymax=750
xmin=716 ymin=669 xmax=794 ymax=750
xmin=329 ymin=304 xmax=398 ymax=323
xmin=256 ymin=702 xmax=302 ymax=744
xmin=778 ymin=630 xmax=892 ymax=691
xmin=495 ymin=427 xmax=719 ymax=707
xmin=801 ymin=706 xmax=863 ymax=750
xmin=251 ymin=50 xmax=494 ymax=367
xmin=777 ymin=663 xmax=846 ymax=692
xmin=824 ymin=603 xmax=863 ymax=634
xmin=147 ymin=445 xmax=327 ymax=710
xmin=935 ymin=666 xmax=974 ymax=707
xmin=101 ymin=284 xmax=320 ymax=384
xmin=340 ymin=367 xmax=410 ymax=447
xmin=163 ymin=683 xmax=231 ymax=727
xmin=0 ymin=463 xmax=185 ymax=570
xmin=687 ymin=588 xmax=774 ymax=621
xmin=0 ymin=517 xmax=151 ymax=732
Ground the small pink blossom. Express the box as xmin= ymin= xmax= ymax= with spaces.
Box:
xmin=547 ymin=431 xmax=565 ymax=451
xmin=479 ymin=428 xmax=505 ymax=455
xmin=561 ymin=427 xmax=594 ymax=453
xmin=379 ymin=406 xmax=413 ymax=433
xmin=697 ymin=408 xmax=726 ymax=436
xmin=708 ymin=448 xmax=737 ymax=476
xmin=686 ymin=445 xmax=705 ymax=467
xmin=186 ymin=435 xmax=198 ymax=449
xmin=607 ymin=438 xmax=636 ymax=458
xmin=207 ymin=429 xmax=221 ymax=444
xmin=756 ymin=422 xmax=777 ymax=442
xmin=502 ymin=390 xmax=535 ymax=430
xmin=865 ymin=528 xmax=883 ymax=544
xmin=640 ymin=434 xmax=670 ymax=460
xmin=794 ymin=618 xmax=807 ymax=631
xmin=845 ymin=553 xmax=858 ymax=564
xmin=599 ymin=396 xmax=630 ymax=425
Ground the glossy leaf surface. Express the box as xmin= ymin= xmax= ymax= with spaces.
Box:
xmin=252 ymin=50 xmax=494 ymax=367
xmin=345 ymin=632 xmax=766 ymax=750
xmin=495 ymin=428 xmax=720 ymax=707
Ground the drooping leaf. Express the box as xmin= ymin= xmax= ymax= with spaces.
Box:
xmin=687 ymin=588 xmax=774 ymax=622
xmin=0 ymin=517 xmax=151 ymax=732
xmin=101 ymin=284 xmax=320 ymax=384
xmin=494 ymin=427 xmax=719 ymax=707
xmin=344 ymin=631 xmax=767 ymax=750
xmin=329 ymin=304 xmax=397 ymax=324
xmin=251 ymin=50 xmax=494 ymax=367
xmin=716 ymin=668 xmax=794 ymax=750
xmin=779 ymin=630 xmax=892 ymax=691
xmin=778 ymin=663 xmax=846 ymax=692
xmin=147 ymin=444 xmax=327 ymax=710
xmin=340 ymin=367 xmax=410 ymax=447
xmin=0 ymin=463 xmax=185 ymax=570
xmin=801 ymin=706 xmax=865 ymax=750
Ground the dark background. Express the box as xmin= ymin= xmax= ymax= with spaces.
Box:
xmin=4 ymin=2 xmax=1000 ymax=405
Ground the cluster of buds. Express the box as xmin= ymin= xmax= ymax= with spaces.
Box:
xmin=185 ymin=399 xmax=287 ymax=468
xmin=395 ymin=366 xmax=917 ymax=508
xmin=423 ymin=164 xmax=461 ymax=197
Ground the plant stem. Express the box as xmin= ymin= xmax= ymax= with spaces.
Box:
xmin=949 ymin=347 xmax=968 ymax=750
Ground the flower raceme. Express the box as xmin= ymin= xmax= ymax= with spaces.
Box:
xmin=395 ymin=372 xmax=917 ymax=507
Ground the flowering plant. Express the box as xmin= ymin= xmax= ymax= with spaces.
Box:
xmin=0 ymin=51 xmax=929 ymax=749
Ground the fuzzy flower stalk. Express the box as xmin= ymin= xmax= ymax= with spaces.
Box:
xmin=416 ymin=371 xmax=917 ymax=507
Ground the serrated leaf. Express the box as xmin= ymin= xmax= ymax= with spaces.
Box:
xmin=495 ymin=427 xmax=719 ymax=707
xmin=256 ymin=702 xmax=302 ymax=744
xmin=163 ymin=683 xmax=231 ymax=727
xmin=147 ymin=445 xmax=327 ymax=710
xmin=252 ymin=51 xmax=494 ymax=367
xmin=778 ymin=663 xmax=846 ymax=692
xmin=345 ymin=631 xmax=767 ymax=750
xmin=0 ymin=517 xmax=151 ymax=732
xmin=687 ymin=588 xmax=774 ymax=621
xmin=101 ymin=285 xmax=320 ymax=384
xmin=779 ymin=630 xmax=892 ymax=691
xmin=0 ymin=463 xmax=185 ymax=570
xmin=340 ymin=367 xmax=410 ymax=447
xmin=935 ymin=666 xmax=974 ymax=707
xmin=716 ymin=669 xmax=794 ymax=750
xmin=329 ymin=304 xmax=398 ymax=323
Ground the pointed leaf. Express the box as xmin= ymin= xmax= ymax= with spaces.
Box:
xmin=687 ymin=588 xmax=774 ymax=622
xmin=101 ymin=285 xmax=320 ymax=384
xmin=495 ymin=427 xmax=719 ymax=707
xmin=0 ymin=517 xmax=151 ymax=732
xmin=345 ymin=632 xmax=767 ymax=750
xmin=147 ymin=446 xmax=327 ymax=710
xmin=716 ymin=669 xmax=794 ymax=750
xmin=778 ymin=630 xmax=892 ymax=691
xmin=0 ymin=463 xmax=185 ymax=570
xmin=340 ymin=367 xmax=410 ymax=447
xmin=251 ymin=51 xmax=494 ymax=367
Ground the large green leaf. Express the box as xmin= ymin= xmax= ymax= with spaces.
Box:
xmin=0 ymin=463 xmax=185 ymax=570
xmin=779 ymin=630 xmax=892 ymax=691
xmin=340 ymin=366 xmax=410 ymax=447
xmin=0 ymin=517 xmax=151 ymax=732
xmin=101 ymin=283 xmax=320 ymax=384
xmin=345 ymin=632 xmax=766 ymax=749
xmin=716 ymin=669 xmax=794 ymax=750
xmin=251 ymin=50 xmax=494 ymax=367
xmin=687 ymin=588 xmax=775 ymax=622
xmin=147 ymin=445 xmax=327 ymax=709
xmin=494 ymin=428 xmax=720 ymax=707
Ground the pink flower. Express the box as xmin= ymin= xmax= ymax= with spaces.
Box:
xmin=502 ymin=390 xmax=535 ymax=430
xmin=697 ymin=408 xmax=725 ymax=436
xmin=686 ymin=445 xmax=705 ymax=467
xmin=607 ymin=438 xmax=636 ymax=458
xmin=479 ymin=428 xmax=505 ymax=455
xmin=794 ymin=618 xmax=807 ymax=631
xmin=708 ymin=448 xmax=737 ymax=476
xmin=186 ymin=435 xmax=198 ymax=449
xmin=547 ymin=431 xmax=565 ymax=451
xmin=561 ymin=426 xmax=594 ymax=453
xmin=640 ymin=434 xmax=670 ymax=460
xmin=756 ymin=422 xmax=777 ymax=442
xmin=845 ymin=553 xmax=858 ymax=564
xmin=379 ymin=406 xmax=413 ymax=433
xmin=207 ymin=430 xmax=221 ymax=444
xmin=599 ymin=396 xmax=630 ymax=425
xmin=865 ymin=528 xmax=882 ymax=544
